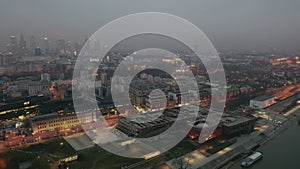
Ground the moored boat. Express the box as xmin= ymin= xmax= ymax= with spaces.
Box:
xmin=241 ymin=151 xmax=263 ymax=167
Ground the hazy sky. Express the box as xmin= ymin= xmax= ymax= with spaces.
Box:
xmin=1 ymin=0 xmax=300 ymax=53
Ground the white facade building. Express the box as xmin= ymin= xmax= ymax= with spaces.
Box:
xmin=250 ymin=95 xmax=276 ymax=109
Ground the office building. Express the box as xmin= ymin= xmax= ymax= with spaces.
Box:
xmin=250 ymin=95 xmax=276 ymax=109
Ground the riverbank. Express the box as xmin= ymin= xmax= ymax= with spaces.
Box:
xmin=221 ymin=106 xmax=300 ymax=169
xmin=194 ymin=105 xmax=299 ymax=169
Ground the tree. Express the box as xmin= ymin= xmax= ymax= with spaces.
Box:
xmin=172 ymin=154 xmax=191 ymax=169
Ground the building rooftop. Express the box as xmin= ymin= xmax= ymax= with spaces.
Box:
xmin=31 ymin=113 xmax=77 ymax=122
xmin=251 ymin=95 xmax=274 ymax=101
xmin=31 ymin=113 xmax=59 ymax=122
xmin=221 ymin=114 xmax=254 ymax=127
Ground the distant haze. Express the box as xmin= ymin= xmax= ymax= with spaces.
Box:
xmin=0 ymin=0 xmax=300 ymax=53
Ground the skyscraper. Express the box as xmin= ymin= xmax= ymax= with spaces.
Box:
xmin=29 ymin=36 xmax=36 ymax=54
xmin=9 ymin=36 xmax=18 ymax=48
xmin=66 ymin=40 xmax=72 ymax=54
xmin=6 ymin=36 xmax=18 ymax=55
xmin=19 ymin=34 xmax=29 ymax=56
xmin=43 ymin=36 xmax=50 ymax=54
xmin=19 ymin=34 xmax=26 ymax=49
xmin=56 ymin=39 xmax=66 ymax=55
xmin=35 ymin=47 xmax=42 ymax=56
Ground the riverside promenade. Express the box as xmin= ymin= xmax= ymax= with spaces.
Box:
xmin=167 ymin=105 xmax=299 ymax=169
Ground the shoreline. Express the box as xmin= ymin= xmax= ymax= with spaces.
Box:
xmin=195 ymin=104 xmax=299 ymax=169
xmin=218 ymin=107 xmax=299 ymax=169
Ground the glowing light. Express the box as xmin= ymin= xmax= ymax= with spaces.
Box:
xmin=23 ymin=101 xmax=30 ymax=106
xmin=121 ymin=139 xmax=136 ymax=146
xmin=143 ymin=151 xmax=160 ymax=160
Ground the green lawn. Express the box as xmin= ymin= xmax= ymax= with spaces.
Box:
xmin=0 ymin=137 xmax=195 ymax=169
xmin=0 ymin=138 xmax=142 ymax=169
xmin=0 ymin=138 xmax=76 ymax=169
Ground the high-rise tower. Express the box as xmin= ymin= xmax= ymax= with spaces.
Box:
xmin=56 ymin=39 xmax=66 ymax=55
xmin=29 ymin=36 xmax=36 ymax=54
xmin=19 ymin=34 xmax=26 ymax=49
xmin=43 ymin=36 xmax=50 ymax=54
xmin=6 ymin=36 xmax=18 ymax=55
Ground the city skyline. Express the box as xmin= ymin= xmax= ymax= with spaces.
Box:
xmin=0 ymin=1 xmax=300 ymax=169
xmin=1 ymin=0 xmax=300 ymax=53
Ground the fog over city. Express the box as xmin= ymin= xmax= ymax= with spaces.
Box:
xmin=1 ymin=1 xmax=300 ymax=169
xmin=1 ymin=0 xmax=300 ymax=53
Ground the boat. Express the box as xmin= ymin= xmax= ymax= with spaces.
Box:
xmin=241 ymin=151 xmax=263 ymax=167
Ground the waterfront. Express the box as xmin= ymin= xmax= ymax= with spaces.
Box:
xmin=230 ymin=109 xmax=300 ymax=169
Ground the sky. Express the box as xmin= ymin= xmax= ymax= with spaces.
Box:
xmin=0 ymin=0 xmax=300 ymax=53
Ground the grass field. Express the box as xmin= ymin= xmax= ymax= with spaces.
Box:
xmin=0 ymin=138 xmax=76 ymax=169
xmin=0 ymin=137 xmax=197 ymax=169
xmin=0 ymin=138 xmax=141 ymax=169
